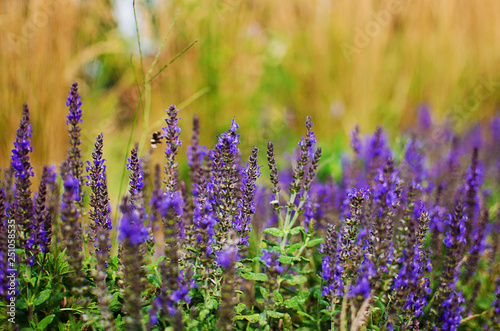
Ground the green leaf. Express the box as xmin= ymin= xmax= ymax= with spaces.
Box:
xmin=283 ymin=291 xmax=309 ymax=309
xmin=306 ymin=238 xmax=324 ymax=247
xmin=27 ymin=278 xmax=36 ymax=287
xmin=286 ymin=275 xmax=307 ymax=286
xmin=206 ymin=297 xmax=218 ymax=310
xmin=263 ymin=228 xmax=285 ymax=238
xmin=37 ymin=314 xmax=55 ymax=330
xmin=16 ymin=299 xmax=28 ymax=309
xmin=240 ymin=272 xmax=268 ymax=282
xmin=109 ymin=292 xmax=123 ymax=312
xmin=115 ymin=314 xmax=125 ymax=327
xmin=199 ymin=309 xmax=210 ymax=321
xmin=267 ymin=311 xmax=284 ymax=319
xmin=20 ymin=328 xmax=35 ymax=331
xmin=274 ymin=291 xmax=283 ymax=303
xmin=297 ymin=311 xmax=314 ymax=320
xmin=34 ymin=289 xmax=51 ymax=306
xmin=147 ymin=274 xmax=161 ymax=287
xmin=234 ymin=314 xmax=260 ymax=323
xmin=278 ymin=255 xmax=294 ymax=265
xmin=240 ymin=257 xmax=258 ymax=264
xmin=235 ymin=303 xmax=246 ymax=314
xmin=186 ymin=247 xmax=199 ymax=254
xmin=48 ymin=291 xmax=69 ymax=307
xmin=259 ymin=286 xmax=268 ymax=298
xmin=289 ymin=226 xmax=305 ymax=235
xmin=286 ymin=243 xmax=302 ymax=254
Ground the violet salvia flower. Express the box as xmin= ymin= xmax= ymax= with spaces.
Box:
xmin=127 ymin=147 xmax=146 ymax=209
xmin=339 ymin=187 xmax=370 ymax=279
xmin=441 ymin=291 xmax=465 ymax=331
xmin=212 ymin=118 xmax=241 ymax=236
xmin=463 ymin=207 xmax=489 ymax=281
xmin=87 ymin=134 xmax=112 ymax=247
xmin=235 ymin=147 xmax=260 ymax=246
xmin=193 ymin=176 xmax=217 ymax=258
xmin=404 ymin=138 xmax=427 ymax=185
xmin=417 ymin=103 xmax=432 ymax=131
xmin=290 ymin=116 xmax=316 ymax=194
xmin=44 ymin=165 xmax=59 ymax=227
xmin=186 ymin=115 xmax=207 ymax=223
xmin=66 ymin=82 xmax=84 ymax=204
xmin=298 ymin=116 xmax=317 ymax=158
xmin=267 ymin=141 xmax=281 ymax=207
xmin=260 ymin=248 xmax=284 ymax=273
xmin=11 ymin=104 xmax=34 ymax=252
xmin=302 ymin=194 xmax=318 ymax=234
xmin=163 ymin=104 xmax=182 ymax=192
xmin=260 ymin=247 xmax=283 ymax=309
xmin=492 ymin=277 xmax=500 ymax=324
xmin=60 ymin=174 xmax=84 ymax=288
xmin=433 ymin=201 xmax=467 ymax=323
xmin=460 ymin=147 xmax=483 ymax=251
xmin=347 ymin=257 xmax=374 ymax=306
xmin=391 ymin=209 xmax=431 ymax=326
xmin=187 ymin=115 xmax=208 ymax=183
xmin=370 ymin=159 xmax=401 ymax=285
xmin=86 ymin=133 xmax=114 ymax=328
xmin=217 ymin=234 xmax=240 ymax=331
xmin=365 ymin=126 xmax=392 ymax=182
xmin=118 ymin=197 xmax=148 ymax=330
xmin=32 ymin=166 xmax=52 ymax=260
xmin=303 ymin=147 xmax=322 ymax=192
xmin=159 ymin=189 xmax=184 ymax=318
xmin=127 ymin=147 xmax=150 ymax=245
xmin=350 ymin=125 xmax=362 ymax=157
xmin=320 ymin=224 xmax=344 ymax=306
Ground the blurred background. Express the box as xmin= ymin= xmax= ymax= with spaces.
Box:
xmin=1 ymin=0 xmax=500 ymax=204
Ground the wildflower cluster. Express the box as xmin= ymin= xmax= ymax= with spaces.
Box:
xmin=1 ymin=85 xmax=500 ymax=331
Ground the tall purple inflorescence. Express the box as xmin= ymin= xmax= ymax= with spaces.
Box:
xmin=159 ymin=105 xmax=186 ymax=328
xmin=235 ymin=146 xmax=260 ymax=246
xmin=290 ymin=116 xmax=316 ymax=195
xmin=60 ymin=174 xmax=83 ymax=288
xmin=118 ymin=197 xmax=148 ymax=330
xmin=11 ymin=104 xmax=34 ymax=259
xmin=365 ymin=126 xmax=391 ymax=182
xmin=320 ymin=224 xmax=343 ymax=308
xmin=31 ymin=166 xmax=53 ymax=263
xmin=212 ymin=118 xmax=242 ymax=239
xmin=433 ymin=201 xmax=467 ymax=328
xmin=339 ymin=187 xmax=370 ymax=282
xmin=460 ymin=147 xmax=483 ymax=251
xmin=86 ymin=134 xmax=112 ymax=250
xmin=163 ymin=104 xmax=182 ymax=192
xmin=66 ymin=82 xmax=84 ymax=204
xmin=370 ymin=159 xmax=401 ymax=289
xmin=216 ymin=233 xmax=241 ymax=331
xmin=86 ymin=133 xmax=114 ymax=329
xmin=492 ymin=277 xmax=500 ymax=324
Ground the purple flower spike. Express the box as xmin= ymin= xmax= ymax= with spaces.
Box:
xmin=118 ymin=198 xmax=149 ymax=246
xmin=11 ymin=105 xmax=34 ymax=252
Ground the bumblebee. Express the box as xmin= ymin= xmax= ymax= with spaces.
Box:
xmin=150 ymin=131 xmax=164 ymax=148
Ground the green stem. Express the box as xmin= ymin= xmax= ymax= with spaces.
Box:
xmin=330 ymin=298 xmax=336 ymax=331
xmin=26 ymin=266 xmax=34 ymax=322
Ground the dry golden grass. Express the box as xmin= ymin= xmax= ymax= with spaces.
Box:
xmin=1 ymin=0 xmax=500 ymax=202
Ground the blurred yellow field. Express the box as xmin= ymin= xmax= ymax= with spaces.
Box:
xmin=1 ymin=0 xmax=500 ymax=201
